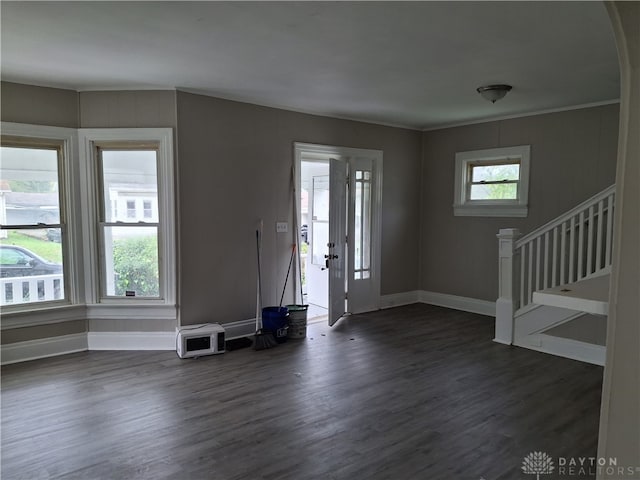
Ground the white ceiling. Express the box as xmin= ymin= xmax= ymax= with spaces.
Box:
xmin=0 ymin=1 xmax=620 ymax=130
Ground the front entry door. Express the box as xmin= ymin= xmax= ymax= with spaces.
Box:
xmin=328 ymin=158 xmax=347 ymax=326
xmin=295 ymin=142 xmax=382 ymax=328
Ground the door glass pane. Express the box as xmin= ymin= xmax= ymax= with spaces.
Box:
xmin=312 ymin=222 xmax=328 ymax=266
xmin=355 ymin=181 xmax=362 ymax=271
xmin=363 ymin=181 xmax=371 ymax=270
xmin=312 ymin=176 xmax=329 ymax=221
xmin=101 ymin=150 xmax=158 ymax=223
xmin=103 ymin=226 xmax=159 ymax=297
xmin=354 ymin=169 xmax=372 ymax=280
xmin=311 ymin=175 xmax=329 ymax=265
xmin=0 ymin=146 xmax=60 ymax=226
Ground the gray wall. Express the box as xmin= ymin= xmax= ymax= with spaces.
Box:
xmin=420 ymin=104 xmax=619 ymax=302
xmin=79 ymin=90 xmax=177 ymax=128
xmin=1 ymin=81 xmax=79 ymax=128
xmin=1 ymin=320 xmax=86 ymax=344
xmin=176 ymin=91 xmax=422 ymax=325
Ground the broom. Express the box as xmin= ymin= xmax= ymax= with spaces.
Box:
xmin=254 ymin=224 xmax=278 ymax=350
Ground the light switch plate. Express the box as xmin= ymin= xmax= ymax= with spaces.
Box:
xmin=276 ymin=222 xmax=288 ymax=233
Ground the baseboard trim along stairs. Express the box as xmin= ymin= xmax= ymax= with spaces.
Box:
xmin=515 ymin=333 xmax=606 ymax=366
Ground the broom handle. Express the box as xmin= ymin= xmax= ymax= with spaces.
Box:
xmin=280 ymin=244 xmax=296 ymax=307
xmin=255 ymin=223 xmax=263 ymax=331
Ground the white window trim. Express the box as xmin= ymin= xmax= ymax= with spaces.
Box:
xmin=0 ymin=122 xmax=81 ymax=315
xmin=78 ymin=128 xmax=176 ymax=308
xmin=453 ymin=145 xmax=530 ymax=217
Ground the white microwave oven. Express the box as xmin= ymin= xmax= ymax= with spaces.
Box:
xmin=176 ymin=323 xmax=225 ymax=358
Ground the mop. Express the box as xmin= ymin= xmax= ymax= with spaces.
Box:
xmin=254 ymin=223 xmax=278 ymax=350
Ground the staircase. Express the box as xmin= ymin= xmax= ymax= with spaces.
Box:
xmin=495 ymin=185 xmax=615 ymax=365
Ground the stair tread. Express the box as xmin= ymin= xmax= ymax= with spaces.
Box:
xmin=533 ymin=274 xmax=609 ymax=315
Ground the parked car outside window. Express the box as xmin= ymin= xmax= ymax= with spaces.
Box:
xmin=0 ymin=245 xmax=62 ymax=278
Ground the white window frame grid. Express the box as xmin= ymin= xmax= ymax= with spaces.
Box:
xmin=453 ymin=145 xmax=530 ymax=217
xmin=78 ymin=128 xmax=176 ymax=310
xmin=0 ymin=122 xmax=80 ymax=316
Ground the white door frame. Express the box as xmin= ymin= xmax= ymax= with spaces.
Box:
xmin=294 ymin=142 xmax=383 ymax=316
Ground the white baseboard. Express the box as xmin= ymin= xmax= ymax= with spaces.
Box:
xmin=515 ymin=334 xmax=606 ymax=366
xmin=379 ymin=291 xmax=421 ymax=309
xmin=419 ymin=290 xmax=496 ymax=317
xmin=1 ymin=333 xmax=88 ymax=365
xmin=87 ymin=331 xmax=176 ymax=350
xmin=379 ymin=290 xmax=495 ymax=317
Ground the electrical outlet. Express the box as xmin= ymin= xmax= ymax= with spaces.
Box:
xmin=276 ymin=222 xmax=288 ymax=233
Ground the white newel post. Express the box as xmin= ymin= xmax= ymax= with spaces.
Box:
xmin=495 ymin=228 xmax=521 ymax=345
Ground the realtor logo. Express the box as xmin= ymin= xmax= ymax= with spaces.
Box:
xmin=522 ymin=451 xmax=555 ymax=479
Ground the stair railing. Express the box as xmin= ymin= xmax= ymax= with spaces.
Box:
xmin=495 ymin=185 xmax=615 ymax=344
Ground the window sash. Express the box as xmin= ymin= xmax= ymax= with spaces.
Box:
xmin=96 ymin=146 xmax=162 ymax=301
xmin=464 ymin=159 xmax=522 ymax=202
xmin=98 ymin=223 xmax=161 ymax=299
xmin=0 ymin=137 xmax=70 ymax=307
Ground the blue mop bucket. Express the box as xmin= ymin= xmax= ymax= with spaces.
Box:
xmin=262 ymin=306 xmax=289 ymax=343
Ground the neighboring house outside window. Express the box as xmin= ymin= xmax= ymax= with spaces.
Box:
xmin=126 ymin=200 xmax=136 ymax=218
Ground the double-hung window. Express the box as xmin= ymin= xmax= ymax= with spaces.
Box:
xmin=453 ymin=145 xmax=530 ymax=217
xmin=79 ymin=129 xmax=175 ymax=306
xmin=1 ymin=124 xmax=175 ymax=323
xmin=98 ymin=146 xmax=160 ymax=298
xmin=0 ymin=124 xmax=77 ymax=309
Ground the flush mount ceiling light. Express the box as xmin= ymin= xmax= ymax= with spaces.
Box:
xmin=477 ymin=84 xmax=513 ymax=103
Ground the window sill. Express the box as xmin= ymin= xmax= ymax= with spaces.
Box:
xmin=453 ymin=204 xmax=528 ymax=217
xmin=86 ymin=303 xmax=177 ymax=320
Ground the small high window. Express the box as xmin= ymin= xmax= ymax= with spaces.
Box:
xmin=453 ymin=145 xmax=530 ymax=217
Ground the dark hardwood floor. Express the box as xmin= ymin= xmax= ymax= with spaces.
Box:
xmin=1 ymin=304 xmax=603 ymax=480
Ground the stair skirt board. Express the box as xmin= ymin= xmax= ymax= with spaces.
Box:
xmin=514 ymin=305 xmax=586 ymax=338
xmin=514 ymin=334 xmax=606 ymax=366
